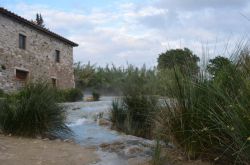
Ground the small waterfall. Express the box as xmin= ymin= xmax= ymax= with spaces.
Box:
xmin=65 ymin=96 xmax=120 ymax=146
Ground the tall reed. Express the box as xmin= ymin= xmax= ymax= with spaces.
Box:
xmin=110 ymin=65 xmax=158 ymax=138
xmin=155 ymin=48 xmax=250 ymax=164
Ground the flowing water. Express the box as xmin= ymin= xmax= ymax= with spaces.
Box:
xmin=64 ymin=96 xmax=154 ymax=165
xmin=67 ymin=97 xmax=120 ymax=146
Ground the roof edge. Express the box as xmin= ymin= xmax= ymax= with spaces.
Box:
xmin=0 ymin=7 xmax=78 ymax=47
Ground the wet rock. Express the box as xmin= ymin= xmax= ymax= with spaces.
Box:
xmin=98 ymin=118 xmax=112 ymax=126
xmin=123 ymin=136 xmax=155 ymax=148
xmin=86 ymin=97 xmax=94 ymax=102
xmin=72 ymin=107 xmax=80 ymax=110
xmin=100 ymin=141 xmax=125 ymax=152
xmin=99 ymin=143 xmax=110 ymax=148
xmin=124 ymin=146 xmax=144 ymax=157
xmin=97 ymin=112 xmax=104 ymax=119
xmin=63 ymin=139 xmax=71 ymax=142
xmin=143 ymin=149 xmax=153 ymax=156
xmin=126 ymin=139 xmax=140 ymax=146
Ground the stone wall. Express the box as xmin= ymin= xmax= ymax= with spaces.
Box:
xmin=0 ymin=14 xmax=75 ymax=92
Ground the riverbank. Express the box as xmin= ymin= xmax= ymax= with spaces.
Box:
xmin=0 ymin=134 xmax=212 ymax=165
xmin=0 ymin=134 xmax=98 ymax=165
xmin=0 ymin=97 xmax=213 ymax=165
xmin=63 ymin=98 xmax=212 ymax=165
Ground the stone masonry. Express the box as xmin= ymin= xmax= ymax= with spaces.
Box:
xmin=0 ymin=8 xmax=78 ymax=92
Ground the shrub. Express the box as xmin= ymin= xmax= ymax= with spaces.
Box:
xmin=56 ymin=88 xmax=83 ymax=102
xmin=92 ymin=91 xmax=100 ymax=101
xmin=64 ymin=88 xmax=83 ymax=102
xmin=0 ymin=83 xmax=71 ymax=137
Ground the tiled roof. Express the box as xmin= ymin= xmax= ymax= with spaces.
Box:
xmin=0 ymin=7 xmax=78 ymax=47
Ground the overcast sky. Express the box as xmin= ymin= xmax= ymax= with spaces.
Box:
xmin=1 ymin=0 xmax=250 ymax=67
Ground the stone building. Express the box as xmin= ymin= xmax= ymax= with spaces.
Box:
xmin=0 ymin=7 xmax=78 ymax=92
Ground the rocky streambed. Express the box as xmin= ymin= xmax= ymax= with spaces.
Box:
xmin=63 ymin=96 xmax=159 ymax=165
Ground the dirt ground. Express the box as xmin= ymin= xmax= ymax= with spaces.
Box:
xmin=0 ymin=134 xmax=98 ymax=165
xmin=0 ymin=134 xmax=213 ymax=165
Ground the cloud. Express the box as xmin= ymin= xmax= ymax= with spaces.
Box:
xmin=4 ymin=1 xmax=250 ymax=67
xmin=155 ymin=0 xmax=249 ymax=10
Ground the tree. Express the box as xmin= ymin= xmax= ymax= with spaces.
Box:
xmin=207 ymin=56 xmax=232 ymax=77
xmin=74 ymin=62 xmax=96 ymax=90
xmin=157 ymin=48 xmax=200 ymax=76
xmin=35 ymin=13 xmax=45 ymax=27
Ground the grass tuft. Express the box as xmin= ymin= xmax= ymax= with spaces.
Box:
xmin=0 ymin=82 xmax=71 ymax=138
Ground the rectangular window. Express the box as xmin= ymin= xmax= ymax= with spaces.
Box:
xmin=16 ymin=69 xmax=29 ymax=81
xmin=19 ymin=34 xmax=26 ymax=49
xmin=51 ymin=78 xmax=57 ymax=87
xmin=55 ymin=50 xmax=60 ymax=63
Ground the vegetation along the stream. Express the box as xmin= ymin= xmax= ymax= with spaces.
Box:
xmin=1 ymin=45 xmax=250 ymax=164
xmin=68 ymin=46 xmax=246 ymax=164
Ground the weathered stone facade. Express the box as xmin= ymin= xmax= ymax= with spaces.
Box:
xmin=0 ymin=9 xmax=78 ymax=92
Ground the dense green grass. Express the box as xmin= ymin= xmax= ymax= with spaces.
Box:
xmin=0 ymin=83 xmax=71 ymax=137
xmin=155 ymin=52 xmax=250 ymax=164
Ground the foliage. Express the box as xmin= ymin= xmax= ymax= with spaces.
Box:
xmin=207 ymin=56 xmax=232 ymax=77
xmin=110 ymin=99 xmax=127 ymax=131
xmin=74 ymin=46 xmax=250 ymax=164
xmin=110 ymin=66 xmax=158 ymax=138
xmin=155 ymin=49 xmax=250 ymax=164
xmin=0 ymin=82 xmax=70 ymax=137
xmin=157 ymin=48 xmax=200 ymax=76
xmin=92 ymin=91 xmax=100 ymax=101
xmin=56 ymin=88 xmax=83 ymax=102
xmin=74 ymin=62 xmax=96 ymax=90
xmin=74 ymin=62 xmax=159 ymax=95
xmin=152 ymin=139 xmax=162 ymax=165
xmin=35 ymin=13 xmax=45 ymax=27
xmin=111 ymin=95 xmax=158 ymax=138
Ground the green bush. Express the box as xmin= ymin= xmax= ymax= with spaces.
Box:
xmin=64 ymin=88 xmax=83 ymax=102
xmin=56 ymin=88 xmax=83 ymax=102
xmin=92 ymin=91 xmax=100 ymax=101
xmin=0 ymin=83 xmax=71 ymax=137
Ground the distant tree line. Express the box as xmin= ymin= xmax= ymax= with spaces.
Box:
xmin=74 ymin=47 xmax=231 ymax=96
